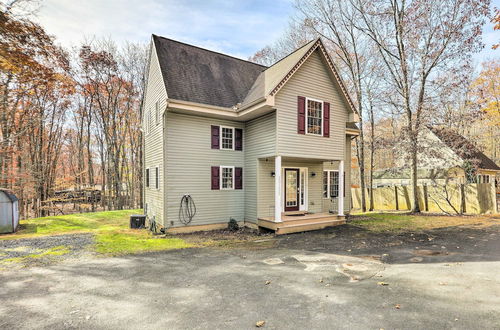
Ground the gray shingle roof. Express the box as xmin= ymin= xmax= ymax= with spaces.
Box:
xmin=153 ymin=35 xmax=267 ymax=108
xmin=430 ymin=127 xmax=500 ymax=171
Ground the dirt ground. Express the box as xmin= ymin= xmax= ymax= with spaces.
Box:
xmin=1 ymin=217 xmax=499 ymax=329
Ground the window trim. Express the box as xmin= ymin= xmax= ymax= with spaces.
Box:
xmin=220 ymin=126 xmax=235 ymax=150
xmin=305 ymin=97 xmax=324 ymax=136
xmin=155 ymin=166 xmax=159 ymax=189
xmin=323 ymin=170 xmax=339 ymax=199
xmin=220 ymin=166 xmax=235 ymax=190
xmin=145 ymin=168 xmax=150 ymax=188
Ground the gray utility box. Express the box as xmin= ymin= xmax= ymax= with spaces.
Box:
xmin=130 ymin=215 xmax=146 ymax=229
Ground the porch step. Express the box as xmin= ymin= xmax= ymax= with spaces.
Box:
xmin=283 ymin=210 xmax=308 ymax=216
xmin=257 ymin=213 xmax=346 ymax=235
xmin=275 ymin=219 xmax=345 ymax=235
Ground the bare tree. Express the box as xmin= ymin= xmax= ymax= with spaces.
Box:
xmin=352 ymin=0 xmax=489 ymax=212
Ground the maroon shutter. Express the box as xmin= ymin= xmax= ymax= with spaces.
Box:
xmin=211 ymin=125 xmax=220 ymax=149
xmin=235 ymin=167 xmax=243 ymax=189
xmin=297 ymin=96 xmax=306 ymax=134
xmin=323 ymin=102 xmax=330 ymax=137
xmin=235 ymin=128 xmax=243 ymax=151
xmin=211 ymin=166 xmax=220 ymax=190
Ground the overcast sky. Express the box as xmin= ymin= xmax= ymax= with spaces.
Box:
xmin=34 ymin=0 xmax=499 ymax=63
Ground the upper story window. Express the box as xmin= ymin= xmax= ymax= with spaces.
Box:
xmin=307 ymin=98 xmax=323 ymax=135
xmin=221 ymin=126 xmax=234 ymax=150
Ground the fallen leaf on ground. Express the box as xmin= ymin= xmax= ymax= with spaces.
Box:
xmin=377 ymin=282 xmax=389 ymax=286
xmin=256 ymin=320 xmax=265 ymax=327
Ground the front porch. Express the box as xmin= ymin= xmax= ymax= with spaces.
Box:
xmin=258 ymin=212 xmax=346 ymax=235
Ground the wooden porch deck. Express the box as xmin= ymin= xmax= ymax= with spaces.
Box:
xmin=258 ymin=212 xmax=346 ymax=235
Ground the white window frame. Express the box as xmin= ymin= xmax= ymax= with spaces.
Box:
xmin=220 ymin=166 xmax=235 ymax=190
xmin=220 ymin=126 xmax=235 ymax=150
xmin=305 ymin=97 xmax=323 ymax=136
xmin=155 ymin=166 xmax=159 ymax=190
xmin=323 ymin=170 xmax=339 ymax=199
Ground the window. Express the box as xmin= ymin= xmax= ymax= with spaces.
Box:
xmin=155 ymin=101 xmax=160 ymax=125
xmin=323 ymin=170 xmax=339 ymax=198
xmin=478 ymin=175 xmax=490 ymax=184
xmin=221 ymin=166 xmax=234 ymax=190
xmin=145 ymin=168 xmax=150 ymax=188
xmin=155 ymin=167 xmax=159 ymax=189
xmin=307 ymin=98 xmax=323 ymax=135
xmin=221 ymin=127 xmax=234 ymax=150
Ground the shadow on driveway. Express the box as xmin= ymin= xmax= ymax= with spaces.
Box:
xmin=275 ymin=223 xmax=500 ymax=264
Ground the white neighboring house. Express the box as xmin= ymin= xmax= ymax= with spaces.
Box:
xmin=373 ymin=127 xmax=500 ymax=187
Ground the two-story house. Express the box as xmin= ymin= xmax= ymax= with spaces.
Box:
xmin=142 ymin=35 xmax=359 ymax=234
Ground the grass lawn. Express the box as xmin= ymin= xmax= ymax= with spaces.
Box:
xmin=1 ymin=210 xmax=191 ymax=256
xmin=350 ymin=212 xmax=500 ymax=233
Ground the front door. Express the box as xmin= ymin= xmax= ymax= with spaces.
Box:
xmin=284 ymin=168 xmax=300 ymax=211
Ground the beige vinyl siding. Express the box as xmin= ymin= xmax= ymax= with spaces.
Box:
xmin=257 ymin=159 xmax=275 ymax=219
xmin=165 ymin=112 xmax=244 ymax=227
xmin=321 ymin=137 xmax=352 ymax=212
xmin=275 ymin=49 xmax=349 ymax=160
xmin=244 ymin=112 xmax=276 ymax=222
xmin=143 ymin=41 xmax=167 ymax=225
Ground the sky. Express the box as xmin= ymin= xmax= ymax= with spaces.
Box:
xmin=34 ymin=0 xmax=294 ymax=59
xmin=34 ymin=0 xmax=499 ymax=63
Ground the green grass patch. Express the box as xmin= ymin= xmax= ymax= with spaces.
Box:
xmin=1 ymin=210 xmax=192 ymax=256
xmin=2 ymin=209 xmax=142 ymax=239
xmin=95 ymin=231 xmax=191 ymax=255
xmin=350 ymin=212 xmax=500 ymax=233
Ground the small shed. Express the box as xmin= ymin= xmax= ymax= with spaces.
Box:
xmin=0 ymin=189 xmax=19 ymax=234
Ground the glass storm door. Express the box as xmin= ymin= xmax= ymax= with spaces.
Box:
xmin=284 ymin=169 xmax=300 ymax=211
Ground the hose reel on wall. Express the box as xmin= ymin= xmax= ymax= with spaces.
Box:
xmin=179 ymin=194 xmax=196 ymax=225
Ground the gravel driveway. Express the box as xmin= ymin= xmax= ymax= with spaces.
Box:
xmin=0 ymin=223 xmax=499 ymax=329
xmin=0 ymin=234 xmax=95 ymax=267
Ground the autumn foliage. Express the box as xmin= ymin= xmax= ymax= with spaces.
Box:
xmin=0 ymin=7 xmax=145 ymax=218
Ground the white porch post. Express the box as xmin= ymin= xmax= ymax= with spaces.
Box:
xmin=274 ymin=156 xmax=282 ymax=222
xmin=338 ymin=160 xmax=345 ymax=216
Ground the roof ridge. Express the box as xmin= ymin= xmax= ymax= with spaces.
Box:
xmin=152 ymin=34 xmax=268 ymax=69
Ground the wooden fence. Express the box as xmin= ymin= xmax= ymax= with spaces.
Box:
xmin=352 ymin=183 xmax=498 ymax=215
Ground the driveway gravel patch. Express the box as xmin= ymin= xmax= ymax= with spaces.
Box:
xmin=0 ymin=233 xmax=95 ymax=267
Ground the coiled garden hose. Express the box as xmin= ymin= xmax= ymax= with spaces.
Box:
xmin=179 ymin=194 xmax=196 ymax=225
